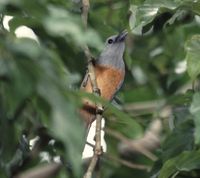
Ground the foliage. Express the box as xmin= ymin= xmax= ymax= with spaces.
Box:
xmin=0 ymin=0 xmax=200 ymax=178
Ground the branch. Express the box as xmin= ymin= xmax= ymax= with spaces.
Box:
xmin=14 ymin=163 xmax=61 ymax=178
xmin=81 ymin=0 xmax=99 ymax=94
xmin=119 ymin=120 xmax=162 ymax=156
xmin=123 ymin=99 xmax=165 ymax=112
xmin=123 ymin=100 xmax=172 ymax=119
xmin=81 ymin=0 xmax=90 ymax=29
xmin=105 ymin=155 xmax=151 ymax=171
xmin=81 ymin=0 xmax=103 ymax=178
xmin=105 ymin=128 xmax=158 ymax=161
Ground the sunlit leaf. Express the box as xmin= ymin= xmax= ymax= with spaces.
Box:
xmin=185 ymin=35 xmax=200 ymax=80
xmin=129 ymin=0 xmax=178 ymax=34
xmin=129 ymin=0 xmax=200 ymax=34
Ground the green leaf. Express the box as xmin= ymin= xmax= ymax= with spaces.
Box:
xmin=159 ymin=150 xmax=200 ymax=178
xmin=36 ymin=55 xmax=85 ymax=177
xmin=8 ymin=38 xmax=41 ymax=59
xmin=43 ymin=6 xmax=103 ymax=49
xmin=129 ymin=0 xmax=178 ymax=34
xmin=78 ymin=91 xmax=143 ymax=138
xmin=106 ymin=105 xmax=143 ymax=138
xmin=129 ymin=0 xmax=200 ymax=34
xmin=190 ymin=92 xmax=200 ymax=145
xmin=164 ymin=9 xmax=189 ymax=27
xmin=0 ymin=32 xmax=85 ymax=176
xmin=161 ymin=119 xmax=194 ymax=161
xmin=185 ymin=35 xmax=200 ymax=80
xmin=129 ymin=4 xmax=158 ymax=35
xmin=0 ymin=39 xmax=41 ymax=118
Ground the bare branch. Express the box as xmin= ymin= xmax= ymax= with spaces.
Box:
xmin=81 ymin=0 xmax=103 ymax=178
xmin=105 ymin=128 xmax=158 ymax=161
xmin=123 ymin=99 xmax=165 ymax=112
xmin=105 ymin=155 xmax=151 ymax=171
xmin=83 ymin=155 xmax=98 ymax=178
xmin=119 ymin=120 xmax=162 ymax=155
xmin=14 ymin=163 xmax=61 ymax=178
xmin=81 ymin=0 xmax=90 ymax=29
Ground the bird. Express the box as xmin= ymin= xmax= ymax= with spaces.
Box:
xmin=80 ymin=30 xmax=128 ymax=129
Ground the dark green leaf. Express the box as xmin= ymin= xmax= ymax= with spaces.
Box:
xmin=161 ymin=119 xmax=194 ymax=161
xmin=159 ymin=150 xmax=200 ymax=178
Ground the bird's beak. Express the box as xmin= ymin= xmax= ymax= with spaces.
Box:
xmin=116 ymin=29 xmax=128 ymax=42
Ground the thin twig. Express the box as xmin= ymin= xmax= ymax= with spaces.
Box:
xmin=14 ymin=163 xmax=61 ymax=178
xmin=105 ymin=128 xmax=158 ymax=161
xmin=81 ymin=0 xmax=103 ymax=178
xmin=83 ymin=155 xmax=98 ymax=178
xmin=105 ymin=155 xmax=151 ymax=171
xmin=81 ymin=0 xmax=90 ymax=29
xmin=123 ymin=99 xmax=165 ymax=112
xmin=86 ymin=141 xmax=95 ymax=148
xmin=83 ymin=102 xmax=103 ymax=178
xmin=119 ymin=120 xmax=162 ymax=156
xmin=81 ymin=70 xmax=89 ymax=89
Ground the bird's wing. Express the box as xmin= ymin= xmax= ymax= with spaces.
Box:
xmin=110 ymin=76 xmax=124 ymax=101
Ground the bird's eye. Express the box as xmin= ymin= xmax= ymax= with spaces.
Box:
xmin=108 ymin=39 xmax=113 ymax=44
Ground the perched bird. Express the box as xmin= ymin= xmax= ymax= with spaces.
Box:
xmin=80 ymin=30 xmax=127 ymax=128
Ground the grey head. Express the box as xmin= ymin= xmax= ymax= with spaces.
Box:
xmin=97 ymin=30 xmax=128 ymax=70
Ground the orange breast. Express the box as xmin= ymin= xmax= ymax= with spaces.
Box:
xmin=80 ymin=65 xmax=124 ymax=126
xmin=83 ymin=65 xmax=124 ymax=101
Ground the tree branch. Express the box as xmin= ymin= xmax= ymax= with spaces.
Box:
xmin=105 ymin=128 xmax=158 ymax=161
xmin=81 ymin=0 xmax=90 ymax=29
xmin=105 ymin=154 xmax=151 ymax=171
xmin=14 ymin=163 xmax=61 ymax=178
xmin=81 ymin=0 xmax=103 ymax=178
xmin=119 ymin=120 xmax=162 ymax=156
